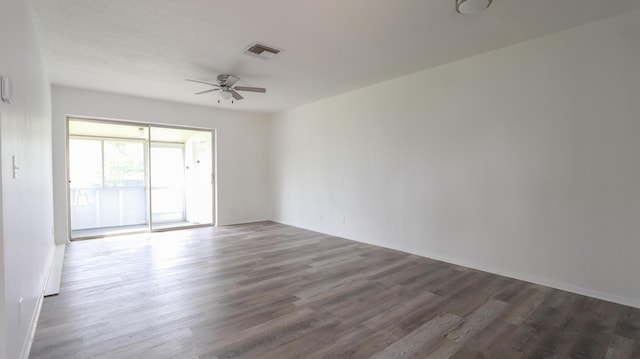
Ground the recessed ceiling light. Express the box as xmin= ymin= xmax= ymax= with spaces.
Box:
xmin=456 ymin=0 xmax=492 ymax=14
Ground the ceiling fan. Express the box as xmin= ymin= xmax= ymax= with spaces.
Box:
xmin=185 ymin=74 xmax=266 ymax=103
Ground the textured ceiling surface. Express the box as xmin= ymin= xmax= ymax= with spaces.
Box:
xmin=30 ymin=0 xmax=640 ymax=114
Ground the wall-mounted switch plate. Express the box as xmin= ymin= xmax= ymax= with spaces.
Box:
xmin=12 ymin=155 xmax=19 ymax=178
xmin=1 ymin=76 xmax=12 ymax=104
xmin=18 ymin=297 xmax=23 ymax=323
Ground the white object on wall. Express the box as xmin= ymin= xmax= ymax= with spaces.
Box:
xmin=12 ymin=155 xmax=19 ymax=178
xmin=1 ymin=76 xmax=12 ymax=104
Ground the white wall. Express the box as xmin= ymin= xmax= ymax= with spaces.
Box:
xmin=270 ymin=9 xmax=640 ymax=308
xmin=0 ymin=0 xmax=56 ymax=357
xmin=52 ymin=86 xmax=270 ymax=243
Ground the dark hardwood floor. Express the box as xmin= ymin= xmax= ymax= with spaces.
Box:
xmin=31 ymin=221 xmax=640 ymax=358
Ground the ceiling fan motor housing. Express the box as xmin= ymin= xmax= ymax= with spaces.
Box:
xmin=217 ymin=74 xmax=235 ymax=84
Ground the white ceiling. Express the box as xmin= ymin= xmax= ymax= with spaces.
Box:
xmin=30 ymin=0 xmax=640 ymax=114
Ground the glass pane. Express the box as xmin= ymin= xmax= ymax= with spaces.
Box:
xmin=69 ymin=133 xmax=149 ymax=238
xmin=69 ymin=139 xmax=102 ymax=189
xmin=150 ymin=145 xmax=185 ymax=224
xmin=150 ymin=127 xmax=213 ymax=230
xmin=184 ymin=133 xmax=213 ymax=225
xmin=103 ymin=141 xmax=145 ymax=187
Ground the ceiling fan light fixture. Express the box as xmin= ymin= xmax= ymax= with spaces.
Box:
xmin=187 ymin=75 xmax=266 ymax=103
xmin=456 ymin=0 xmax=492 ymax=14
xmin=219 ymin=90 xmax=233 ymax=102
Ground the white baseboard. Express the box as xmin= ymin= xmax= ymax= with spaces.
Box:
xmin=19 ymin=243 xmax=65 ymax=359
xmin=404 ymin=248 xmax=640 ymax=310
xmin=273 ymin=219 xmax=640 ymax=310
xmin=45 ymin=244 xmax=66 ymax=296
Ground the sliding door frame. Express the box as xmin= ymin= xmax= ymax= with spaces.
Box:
xmin=66 ymin=116 xmax=217 ymax=240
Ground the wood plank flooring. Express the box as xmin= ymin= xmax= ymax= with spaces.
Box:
xmin=30 ymin=221 xmax=640 ymax=358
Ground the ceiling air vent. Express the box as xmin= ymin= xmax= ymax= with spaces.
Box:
xmin=244 ymin=42 xmax=281 ymax=59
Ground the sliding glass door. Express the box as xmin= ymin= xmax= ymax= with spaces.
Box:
xmin=68 ymin=122 xmax=149 ymax=238
xmin=149 ymin=126 xmax=214 ymax=231
xmin=68 ymin=119 xmax=215 ymax=239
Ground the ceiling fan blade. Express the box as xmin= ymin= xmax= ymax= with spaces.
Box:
xmin=229 ymin=90 xmax=244 ymax=100
xmin=185 ymin=78 xmax=218 ymax=86
xmin=194 ymin=88 xmax=220 ymax=95
xmin=234 ymin=86 xmax=266 ymax=93
xmin=223 ymin=75 xmax=240 ymax=87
